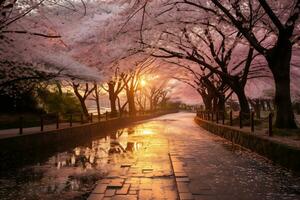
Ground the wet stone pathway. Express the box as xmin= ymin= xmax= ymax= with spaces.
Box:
xmin=1 ymin=113 xmax=299 ymax=200
xmin=88 ymin=123 xmax=178 ymax=200
xmin=88 ymin=113 xmax=300 ymax=200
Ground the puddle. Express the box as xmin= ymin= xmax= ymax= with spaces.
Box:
xmin=0 ymin=125 xmax=152 ymax=200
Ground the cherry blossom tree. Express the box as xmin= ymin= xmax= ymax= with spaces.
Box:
xmin=101 ymin=67 xmax=126 ymax=117
xmin=161 ymin=0 xmax=299 ymax=127
xmin=119 ymin=0 xmax=299 ymax=128
xmin=120 ymin=58 xmax=156 ymax=116
xmin=71 ymin=81 xmax=96 ymax=118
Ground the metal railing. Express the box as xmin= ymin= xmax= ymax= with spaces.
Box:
xmin=15 ymin=109 xmax=168 ymax=135
xmin=197 ymin=110 xmax=273 ymax=136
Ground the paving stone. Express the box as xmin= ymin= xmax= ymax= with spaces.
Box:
xmin=126 ymin=178 xmax=139 ymax=184
xmin=176 ymin=177 xmax=190 ymax=182
xmin=179 ymin=192 xmax=194 ymax=200
xmin=111 ymin=178 xmax=125 ymax=183
xmin=121 ymin=164 xmax=132 ymax=168
xmin=116 ymin=184 xmax=130 ymax=195
xmin=144 ymin=173 xmax=153 ymax=178
xmin=107 ymin=172 xmax=119 ymax=178
xmin=104 ymin=189 xmax=116 ymax=197
xmin=93 ymin=184 xmax=108 ymax=194
xmin=130 ymin=184 xmax=139 ymax=188
xmin=107 ymin=179 xmax=125 ymax=189
xmin=140 ymin=183 xmax=152 ymax=190
xmin=142 ymin=170 xmax=153 ymax=174
xmin=107 ymin=182 xmax=123 ymax=189
xmin=142 ymin=168 xmax=153 ymax=173
xmin=164 ymin=190 xmax=179 ymax=199
xmin=193 ymin=195 xmax=218 ymax=200
xmin=139 ymin=190 xmax=153 ymax=199
xmin=152 ymin=188 xmax=165 ymax=198
xmin=175 ymin=172 xmax=188 ymax=177
xmin=87 ymin=194 xmax=104 ymax=200
xmin=129 ymin=190 xmax=137 ymax=195
xmin=100 ymin=179 xmax=111 ymax=184
xmin=177 ymin=182 xmax=190 ymax=193
xmin=140 ymin=178 xmax=152 ymax=184
xmin=111 ymin=195 xmax=138 ymax=200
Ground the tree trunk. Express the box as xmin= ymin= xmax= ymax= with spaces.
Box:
xmin=212 ymin=97 xmax=218 ymax=112
xmin=200 ymin=93 xmax=213 ymax=111
xmin=73 ymin=89 xmax=89 ymax=118
xmin=79 ymin=97 xmax=89 ymax=118
xmin=267 ymin=40 xmax=297 ymax=128
xmin=266 ymin=100 xmax=272 ymax=111
xmin=109 ymin=95 xmax=117 ymax=117
xmin=217 ymin=95 xmax=225 ymax=112
xmin=234 ymin=87 xmax=250 ymax=116
xmin=261 ymin=100 xmax=266 ymax=111
xmin=250 ymin=99 xmax=261 ymax=119
xmin=108 ymin=83 xmax=118 ymax=117
xmin=273 ymin=70 xmax=297 ymax=128
xmin=149 ymin=96 xmax=153 ymax=111
xmin=127 ymin=89 xmax=136 ymax=116
xmin=56 ymin=81 xmax=63 ymax=96
xmin=94 ymin=84 xmax=101 ymax=117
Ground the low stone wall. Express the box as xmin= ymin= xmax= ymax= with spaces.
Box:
xmin=194 ymin=117 xmax=300 ymax=173
xmin=0 ymin=111 xmax=176 ymax=170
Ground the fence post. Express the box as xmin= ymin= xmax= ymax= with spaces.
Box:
xmin=40 ymin=115 xmax=44 ymax=132
xmin=239 ymin=111 xmax=243 ymax=128
xmin=19 ymin=116 xmax=23 ymax=135
xmin=211 ymin=112 xmax=214 ymax=122
xmin=70 ymin=114 xmax=73 ymax=127
xmin=81 ymin=114 xmax=84 ymax=124
xmin=222 ymin=111 xmax=225 ymax=125
xmin=230 ymin=111 xmax=233 ymax=126
xmin=90 ymin=113 xmax=93 ymax=123
xmin=216 ymin=112 xmax=219 ymax=124
xmin=268 ymin=113 xmax=273 ymax=136
xmin=251 ymin=112 xmax=254 ymax=132
xmin=56 ymin=114 xmax=59 ymax=129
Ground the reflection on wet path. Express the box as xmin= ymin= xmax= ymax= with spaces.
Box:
xmin=0 ymin=112 xmax=300 ymax=200
xmin=0 ymin=119 xmax=176 ymax=200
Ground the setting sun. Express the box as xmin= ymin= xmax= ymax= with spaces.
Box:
xmin=141 ymin=129 xmax=153 ymax=135
xmin=140 ymin=79 xmax=147 ymax=87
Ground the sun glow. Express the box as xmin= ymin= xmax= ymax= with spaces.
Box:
xmin=141 ymin=129 xmax=153 ymax=135
xmin=140 ymin=79 xmax=147 ymax=87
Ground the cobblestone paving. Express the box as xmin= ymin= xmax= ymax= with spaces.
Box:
xmin=88 ymin=112 xmax=300 ymax=200
xmin=88 ymin=123 xmax=178 ymax=200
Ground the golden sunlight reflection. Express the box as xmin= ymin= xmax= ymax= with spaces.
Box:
xmin=0 ymin=120 xmax=171 ymax=200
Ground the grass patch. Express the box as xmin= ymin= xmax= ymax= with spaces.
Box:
xmin=273 ymin=128 xmax=300 ymax=137
xmin=0 ymin=114 xmax=41 ymax=130
xmin=0 ymin=113 xmax=84 ymax=130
